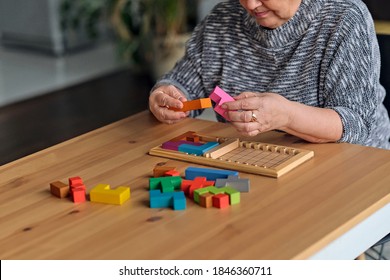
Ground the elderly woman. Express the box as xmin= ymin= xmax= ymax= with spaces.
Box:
xmin=148 ymin=0 xmax=390 ymax=149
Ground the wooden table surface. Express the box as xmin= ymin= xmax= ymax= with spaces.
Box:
xmin=1 ymin=110 xmax=390 ymax=260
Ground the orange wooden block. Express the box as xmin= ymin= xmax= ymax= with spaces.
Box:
xmin=199 ymin=193 xmax=214 ymax=208
xmin=50 ymin=181 xmax=69 ymax=198
xmin=153 ymin=165 xmax=177 ymax=177
xmin=171 ymin=98 xmax=212 ymax=112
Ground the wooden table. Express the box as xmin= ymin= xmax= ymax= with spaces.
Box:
xmin=1 ymin=110 xmax=390 ymax=260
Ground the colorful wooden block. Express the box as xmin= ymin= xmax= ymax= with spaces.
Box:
xmin=185 ymin=166 xmax=239 ymax=181
xmin=209 ymin=86 xmax=235 ymax=120
xmin=164 ymin=169 xmax=181 ymax=177
xmin=199 ymin=193 xmax=214 ymax=208
xmin=173 ymin=192 xmax=186 ymax=210
xmin=90 ymin=184 xmax=131 ymax=205
xmin=178 ymin=141 xmax=219 ymax=156
xmin=215 ymin=175 xmax=250 ymax=192
xmin=69 ymin=176 xmax=83 ymax=187
xmin=193 ymin=186 xmax=223 ymax=204
xmin=149 ymin=176 xmax=182 ymax=192
xmin=50 ymin=181 xmax=69 ymax=198
xmin=212 ymin=193 xmax=230 ymax=209
xmin=181 ymin=177 xmax=215 ymax=198
xmin=171 ymin=98 xmax=212 ymax=112
xmin=71 ymin=186 xmax=86 ymax=203
xmin=162 ymin=140 xmax=203 ymax=151
xmin=193 ymin=185 xmax=240 ymax=206
xmin=150 ymin=190 xmax=172 ymax=208
xmin=149 ymin=190 xmax=186 ymax=210
xmin=219 ymin=186 xmax=240 ymax=205
xmin=69 ymin=183 xmax=86 ymax=196
xmin=153 ymin=165 xmax=177 ymax=177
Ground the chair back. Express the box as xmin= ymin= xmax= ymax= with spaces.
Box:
xmin=378 ymin=34 xmax=390 ymax=111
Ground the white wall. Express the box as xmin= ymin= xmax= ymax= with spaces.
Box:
xmin=198 ymin=0 xmax=225 ymax=22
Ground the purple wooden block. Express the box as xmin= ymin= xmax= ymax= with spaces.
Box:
xmin=162 ymin=140 xmax=203 ymax=151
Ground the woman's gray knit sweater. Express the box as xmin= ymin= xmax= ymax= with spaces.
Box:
xmin=155 ymin=0 xmax=390 ymax=149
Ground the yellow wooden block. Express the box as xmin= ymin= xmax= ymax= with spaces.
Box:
xmin=90 ymin=184 xmax=130 ymax=205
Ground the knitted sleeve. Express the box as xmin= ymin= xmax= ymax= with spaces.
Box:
xmin=323 ymin=6 xmax=382 ymax=144
xmin=153 ymin=13 xmax=211 ymax=118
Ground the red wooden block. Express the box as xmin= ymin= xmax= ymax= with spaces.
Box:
xmin=153 ymin=165 xmax=177 ymax=177
xmin=70 ymin=183 xmax=86 ymax=194
xmin=181 ymin=177 xmax=214 ymax=198
xmin=212 ymin=193 xmax=229 ymax=209
xmin=72 ymin=187 xmax=86 ymax=203
xmin=164 ymin=169 xmax=181 ymax=177
xmin=69 ymin=176 xmax=83 ymax=187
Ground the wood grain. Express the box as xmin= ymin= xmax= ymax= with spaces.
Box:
xmin=1 ymin=110 xmax=390 ymax=259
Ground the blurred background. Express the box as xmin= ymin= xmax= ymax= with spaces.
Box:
xmin=0 ymin=0 xmax=222 ymax=164
xmin=0 ymin=0 xmax=223 ymax=107
xmin=0 ymin=0 xmax=388 ymax=166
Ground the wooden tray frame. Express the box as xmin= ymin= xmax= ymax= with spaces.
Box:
xmin=149 ymin=132 xmax=314 ymax=178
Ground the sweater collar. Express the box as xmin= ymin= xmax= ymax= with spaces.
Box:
xmin=242 ymin=0 xmax=324 ymax=48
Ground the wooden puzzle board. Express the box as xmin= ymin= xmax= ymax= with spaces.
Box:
xmin=149 ymin=132 xmax=314 ymax=178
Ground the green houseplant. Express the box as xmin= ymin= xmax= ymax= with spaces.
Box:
xmin=60 ymin=0 xmax=197 ymax=79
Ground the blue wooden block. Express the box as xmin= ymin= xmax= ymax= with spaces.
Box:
xmin=185 ymin=166 xmax=239 ymax=181
xmin=149 ymin=190 xmax=186 ymax=211
xmin=178 ymin=142 xmax=219 ymax=156
xmin=149 ymin=190 xmax=172 ymax=208
xmin=173 ymin=192 xmax=186 ymax=210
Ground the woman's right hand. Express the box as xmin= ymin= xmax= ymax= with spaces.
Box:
xmin=149 ymin=85 xmax=189 ymax=124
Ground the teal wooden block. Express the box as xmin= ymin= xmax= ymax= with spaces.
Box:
xmin=149 ymin=190 xmax=172 ymax=208
xmin=150 ymin=190 xmax=186 ymax=211
xmin=173 ymin=192 xmax=186 ymax=210
xmin=178 ymin=142 xmax=219 ymax=156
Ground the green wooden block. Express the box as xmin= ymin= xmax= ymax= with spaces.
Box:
xmin=221 ymin=186 xmax=240 ymax=205
xmin=193 ymin=187 xmax=211 ymax=204
xmin=149 ymin=176 xmax=182 ymax=192
xmin=193 ymin=186 xmax=223 ymax=203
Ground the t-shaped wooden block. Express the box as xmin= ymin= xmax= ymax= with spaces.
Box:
xmin=209 ymin=86 xmax=234 ymax=120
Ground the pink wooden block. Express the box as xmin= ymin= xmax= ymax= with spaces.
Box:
xmin=209 ymin=86 xmax=235 ymax=120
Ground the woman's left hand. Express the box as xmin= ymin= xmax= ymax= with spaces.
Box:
xmin=221 ymin=91 xmax=292 ymax=137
